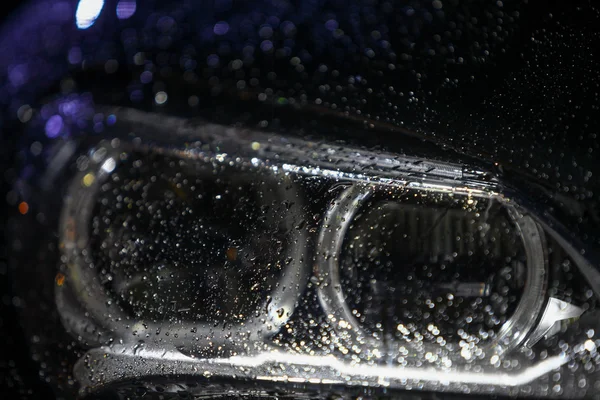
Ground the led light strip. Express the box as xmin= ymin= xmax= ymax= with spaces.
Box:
xmin=75 ymin=345 xmax=569 ymax=391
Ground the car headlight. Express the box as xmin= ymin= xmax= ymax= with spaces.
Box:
xmin=14 ymin=106 xmax=591 ymax=398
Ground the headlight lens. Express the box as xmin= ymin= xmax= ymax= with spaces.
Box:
xmin=316 ymin=184 xmax=546 ymax=362
xmin=25 ymin=107 xmax=596 ymax=398
xmin=60 ymin=142 xmax=309 ymax=351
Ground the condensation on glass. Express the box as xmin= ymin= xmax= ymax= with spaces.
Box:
xmin=51 ymin=108 xmax=600 ymax=398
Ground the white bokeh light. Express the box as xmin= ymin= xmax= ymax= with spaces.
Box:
xmin=75 ymin=0 xmax=105 ymax=29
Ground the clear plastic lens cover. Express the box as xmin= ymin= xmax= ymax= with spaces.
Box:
xmin=24 ymin=108 xmax=595 ymax=398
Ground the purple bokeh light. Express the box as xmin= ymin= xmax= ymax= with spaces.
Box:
xmin=116 ymin=0 xmax=136 ymax=20
xmin=213 ymin=21 xmax=229 ymax=36
xmin=260 ymin=40 xmax=273 ymax=52
xmin=325 ymin=19 xmax=339 ymax=32
xmin=45 ymin=115 xmax=64 ymax=138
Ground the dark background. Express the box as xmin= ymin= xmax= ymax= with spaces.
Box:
xmin=1 ymin=3 xmax=57 ymax=399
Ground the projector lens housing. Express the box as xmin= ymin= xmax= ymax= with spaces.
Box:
xmin=315 ymin=184 xmax=547 ymax=361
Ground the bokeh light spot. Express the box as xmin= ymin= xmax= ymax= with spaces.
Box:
xmin=18 ymin=201 xmax=29 ymax=215
xmin=76 ymin=0 xmax=105 ymax=29
xmin=116 ymin=0 xmax=136 ymax=20
xmin=45 ymin=115 xmax=63 ymax=138
xmin=82 ymin=173 xmax=95 ymax=187
xmin=213 ymin=21 xmax=229 ymax=35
